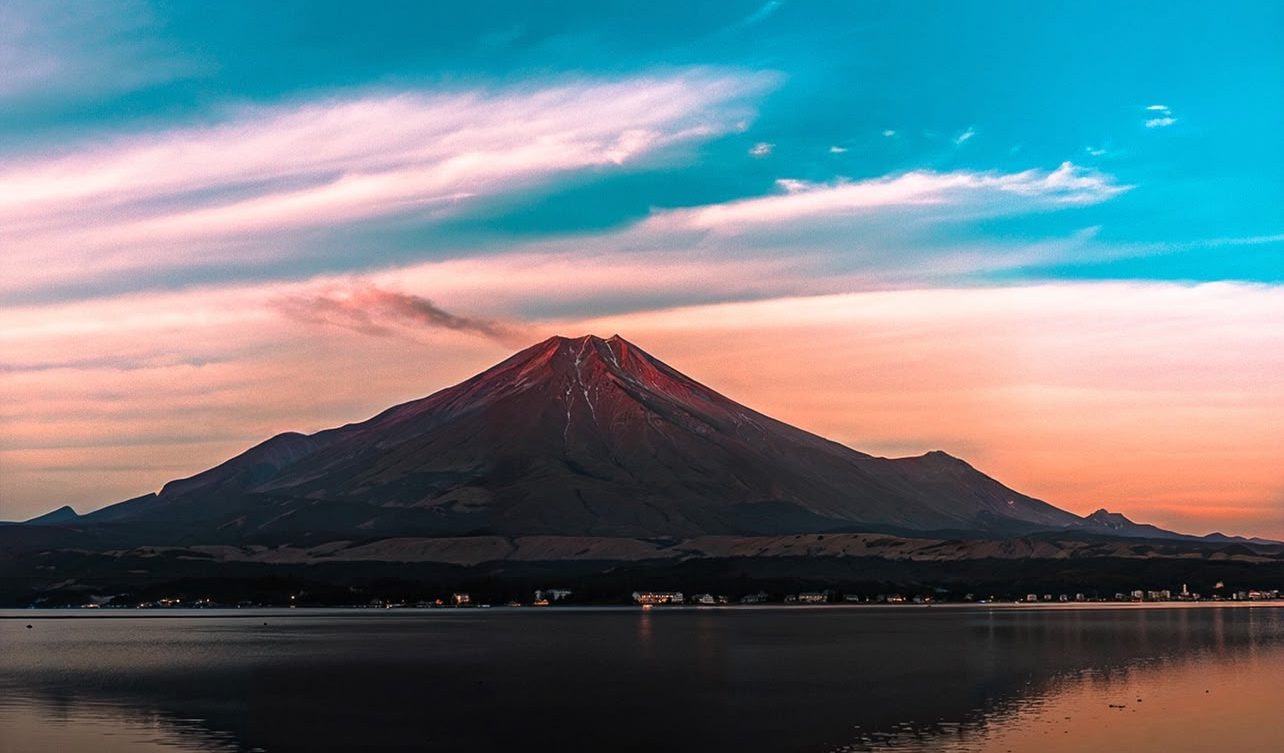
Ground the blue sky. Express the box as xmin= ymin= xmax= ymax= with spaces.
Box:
xmin=4 ymin=0 xmax=1279 ymax=296
xmin=1 ymin=1 xmax=1282 ymax=535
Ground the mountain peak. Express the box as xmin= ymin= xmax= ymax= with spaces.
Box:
xmin=1087 ymin=508 xmax=1133 ymax=522
xmin=23 ymin=505 xmax=80 ymax=525
xmin=545 ymin=333 xmax=611 ymax=345
xmin=511 ymin=334 xmax=676 ymax=394
xmin=1083 ymin=509 xmax=1138 ymax=530
xmin=540 ymin=333 xmax=626 ymax=347
xmin=554 ymin=334 xmax=633 ymax=356
xmin=523 ymin=334 xmax=634 ymax=370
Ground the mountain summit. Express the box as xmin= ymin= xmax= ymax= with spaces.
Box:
xmin=83 ymin=334 xmax=1082 ymax=543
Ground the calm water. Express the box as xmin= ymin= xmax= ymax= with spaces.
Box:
xmin=1 ymin=605 xmax=1281 ymax=752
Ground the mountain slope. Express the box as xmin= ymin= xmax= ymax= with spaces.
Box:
xmin=81 ymin=334 xmax=1083 ymax=543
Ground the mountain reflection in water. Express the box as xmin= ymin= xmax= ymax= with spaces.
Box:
xmin=1 ymin=605 xmax=1280 ymax=753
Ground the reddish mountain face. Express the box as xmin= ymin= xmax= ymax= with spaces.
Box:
xmin=84 ymin=335 xmax=1083 ymax=543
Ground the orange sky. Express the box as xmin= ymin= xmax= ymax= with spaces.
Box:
xmin=3 ymin=278 xmax=1281 ymax=540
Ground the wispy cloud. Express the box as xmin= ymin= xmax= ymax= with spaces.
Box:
xmin=0 ymin=0 xmax=189 ymax=102
xmin=1144 ymin=104 xmax=1177 ymax=128
xmin=275 ymin=284 xmax=528 ymax=345
xmin=651 ymin=162 xmax=1129 ymax=231
xmin=742 ymin=1 xmax=783 ymax=27
xmin=954 ymin=127 xmax=976 ymax=145
xmin=749 ymin=141 xmax=775 ymax=157
xmin=0 ymin=70 xmax=772 ymax=299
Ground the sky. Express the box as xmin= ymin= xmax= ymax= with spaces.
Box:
xmin=1 ymin=1 xmax=1281 ymax=538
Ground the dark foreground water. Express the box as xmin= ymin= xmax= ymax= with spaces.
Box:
xmin=1 ymin=605 xmax=1281 ymax=753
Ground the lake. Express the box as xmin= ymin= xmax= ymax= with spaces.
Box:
xmin=1 ymin=604 xmax=1281 ymax=752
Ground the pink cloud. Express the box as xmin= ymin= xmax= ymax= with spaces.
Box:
xmin=0 ymin=71 xmax=772 ymax=294
xmin=274 ymin=283 xmax=531 ymax=346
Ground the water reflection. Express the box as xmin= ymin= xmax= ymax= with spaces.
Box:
xmin=0 ymin=606 xmax=1280 ymax=753
xmin=838 ymin=606 xmax=1284 ymax=752
xmin=0 ymin=697 xmax=242 ymax=752
xmin=637 ymin=608 xmax=653 ymax=644
xmin=839 ymin=644 xmax=1284 ymax=752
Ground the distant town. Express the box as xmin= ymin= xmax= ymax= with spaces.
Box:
xmin=27 ymin=583 xmax=1283 ymax=610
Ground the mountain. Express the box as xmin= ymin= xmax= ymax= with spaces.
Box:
xmin=24 ymin=505 xmax=81 ymax=525
xmin=77 ymin=334 xmax=1084 ymax=544
xmin=1076 ymin=508 xmax=1279 ymax=547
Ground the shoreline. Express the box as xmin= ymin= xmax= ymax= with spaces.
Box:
xmin=5 ymin=600 xmax=1283 ymax=619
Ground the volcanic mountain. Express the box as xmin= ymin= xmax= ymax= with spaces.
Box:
xmin=78 ymin=334 xmax=1084 ymax=544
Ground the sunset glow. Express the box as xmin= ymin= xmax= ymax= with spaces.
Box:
xmin=1 ymin=1 xmax=1280 ymax=539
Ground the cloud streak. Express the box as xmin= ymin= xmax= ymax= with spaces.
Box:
xmin=744 ymin=1 xmax=783 ymax=26
xmin=275 ymin=284 xmax=528 ymax=345
xmin=0 ymin=0 xmax=186 ymax=103
xmin=649 ymin=162 xmax=1128 ymax=232
xmin=0 ymin=70 xmax=772 ymax=298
